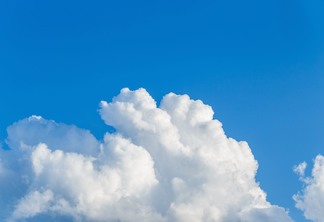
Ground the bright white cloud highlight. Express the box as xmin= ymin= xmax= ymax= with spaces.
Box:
xmin=294 ymin=155 xmax=324 ymax=222
xmin=0 ymin=88 xmax=292 ymax=221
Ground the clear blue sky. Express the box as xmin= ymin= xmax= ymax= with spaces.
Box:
xmin=1 ymin=0 xmax=324 ymax=221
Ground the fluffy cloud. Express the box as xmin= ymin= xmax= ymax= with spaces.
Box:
xmin=294 ymin=155 xmax=324 ymax=222
xmin=0 ymin=88 xmax=292 ymax=221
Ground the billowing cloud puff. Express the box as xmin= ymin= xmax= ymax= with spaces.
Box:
xmin=294 ymin=155 xmax=324 ymax=222
xmin=0 ymin=88 xmax=292 ymax=221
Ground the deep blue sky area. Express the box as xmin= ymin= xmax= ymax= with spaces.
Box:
xmin=1 ymin=0 xmax=324 ymax=221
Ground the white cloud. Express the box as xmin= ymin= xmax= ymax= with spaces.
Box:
xmin=6 ymin=115 xmax=100 ymax=156
xmin=294 ymin=155 xmax=324 ymax=222
xmin=0 ymin=88 xmax=292 ymax=221
xmin=11 ymin=189 xmax=54 ymax=220
xmin=294 ymin=162 xmax=307 ymax=178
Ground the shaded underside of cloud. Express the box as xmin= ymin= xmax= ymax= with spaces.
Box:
xmin=0 ymin=88 xmax=292 ymax=221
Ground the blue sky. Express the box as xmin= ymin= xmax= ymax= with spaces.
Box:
xmin=1 ymin=0 xmax=324 ymax=221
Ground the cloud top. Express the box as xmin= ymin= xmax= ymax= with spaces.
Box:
xmin=0 ymin=88 xmax=292 ymax=221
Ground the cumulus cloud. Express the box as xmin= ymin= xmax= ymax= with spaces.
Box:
xmin=294 ymin=161 xmax=307 ymax=178
xmin=0 ymin=88 xmax=292 ymax=221
xmin=294 ymin=155 xmax=324 ymax=222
